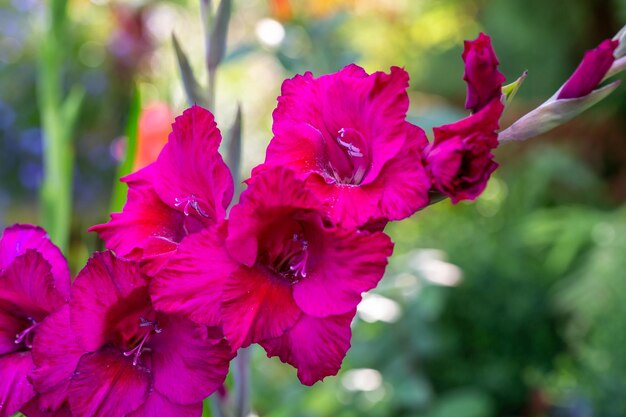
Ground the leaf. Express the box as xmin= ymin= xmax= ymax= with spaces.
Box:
xmin=61 ymin=85 xmax=85 ymax=141
xmin=200 ymin=0 xmax=214 ymax=58
xmin=172 ymin=33 xmax=208 ymax=107
xmin=499 ymin=80 xmax=621 ymax=142
xmin=612 ymin=23 xmax=626 ymax=58
xmin=110 ymin=84 xmax=141 ymax=213
xmin=501 ymin=70 xmax=527 ymax=109
xmin=207 ymin=0 xmax=232 ymax=72
xmin=604 ymin=55 xmax=626 ymax=81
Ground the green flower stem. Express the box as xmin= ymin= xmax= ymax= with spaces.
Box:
xmin=110 ymin=85 xmax=141 ymax=213
xmin=38 ymin=0 xmax=83 ymax=254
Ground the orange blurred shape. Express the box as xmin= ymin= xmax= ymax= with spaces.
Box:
xmin=268 ymin=0 xmax=361 ymax=20
xmin=133 ymin=102 xmax=173 ymax=171
xmin=269 ymin=0 xmax=293 ymax=21
xmin=306 ymin=0 xmax=356 ymax=17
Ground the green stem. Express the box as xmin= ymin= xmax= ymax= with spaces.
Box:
xmin=208 ymin=66 xmax=217 ymax=112
xmin=37 ymin=0 xmax=82 ymax=254
xmin=233 ymin=348 xmax=251 ymax=417
xmin=110 ymin=85 xmax=141 ymax=213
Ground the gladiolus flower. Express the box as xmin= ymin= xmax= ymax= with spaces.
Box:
xmin=90 ymin=105 xmax=233 ymax=274
xmin=421 ymin=32 xmax=505 ymax=203
xmin=0 ymin=225 xmax=70 ymax=417
xmin=256 ymin=64 xmax=430 ymax=229
xmin=152 ymin=167 xmax=393 ymax=385
xmin=558 ymin=39 xmax=618 ymax=99
xmin=423 ymin=98 xmax=503 ymax=203
xmin=30 ymin=252 xmax=233 ymax=417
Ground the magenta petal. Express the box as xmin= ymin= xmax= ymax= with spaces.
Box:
xmin=127 ymin=392 xmax=202 ymax=417
xmin=260 ymin=310 xmax=355 ymax=385
xmin=153 ymin=105 xmax=233 ymax=224
xmin=139 ymin=236 xmax=180 ymax=276
xmin=260 ymin=122 xmax=326 ymax=178
xmin=69 ymin=349 xmax=150 ymax=417
xmin=221 ymin=266 xmax=301 ymax=350
xmin=151 ymin=225 xmax=236 ymax=326
xmin=293 ymin=229 xmax=393 ymax=317
xmin=0 ymin=224 xmax=70 ymax=299
xmin=426 ymin=137 xmax=464 ymax=188
xmin=89 ymin=165 xmax=185 ymax=260
xmin=150 ymin=315 xmax=233 ymax=403
xmin=0 ymin=250 xmax=66 ymax=320
xmin=0 ymin=308 xmax=23 ymax=355
xmin=558 ymin=39 xmax=618 ymax=99
xmin=31 ymin=305 xmax=83 ymax=413
xmin=21 ymin=398 xmax=73 ymax=417
xmin=0 ymin=352 xmax=36 ymax=417
xmin=227 ymin=167 xmax=322 ymax=267
xmin=427 ymin=97 xmax=503 ymax=203
xmin=376 ymin=123 xmax=430 ymax=220
xmin=304 ymin=175 xmax=382 ymax=229
xmin=70 ymin=252 xmax=148 ymax=351
xmin=462 ymin=32 xmax=506 ymax=113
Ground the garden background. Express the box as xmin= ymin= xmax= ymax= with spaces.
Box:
xmin=1 ymin=0 xmax=626 ymax=416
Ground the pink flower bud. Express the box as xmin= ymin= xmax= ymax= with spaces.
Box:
xmin=558 ymin=39 xmax=618 ymax=99
xmin=463 ymin=33 xmax=506 ymax=113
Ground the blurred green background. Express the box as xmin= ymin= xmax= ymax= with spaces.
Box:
xmin=2 ymin=0 xmax=626 ymax=416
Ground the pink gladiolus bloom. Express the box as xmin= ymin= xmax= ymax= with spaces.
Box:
xmin=152 ymin=167 xmax=393 ymax=385
xmin=90 ymin=105 xmax=233 ymax=274
xmin=0 ymin=225 xmax=70 ymax=417
xmin=255 ymin=64 xmax=430 ymax=229
xmin=463 ymin=32 xmax=506 ymax=113
xmin=558 ymin=38 xmax=618 ymax=99
xmin=423 ymin=98 xmax=503 ymax=203
xmin=421 ymin=33 xmax=505 ymax=203
xmin=30 ymin=252 xmax=233 ymax=417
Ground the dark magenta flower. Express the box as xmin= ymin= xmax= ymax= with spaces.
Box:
xmin=423 ymin=98 xmax=504 ymax=203
xmin=463 ymin=32 xmax=506 ymax=112
xmin=90 ymin=105 xmax=233 ymax=274
xmin=558 ymin=39 xmax=618 ymax=99
xmin=255 ymin=64 xmax=430 ymax=229
xmin=0 ymin=225 xmax=70 ymax=417
xmin=152 ymin=167 xmax=393 ymax=385
xmin=420 ymin=32 xmax=505 ymax=203
xmin=30 ymin=252 xmax=233 ymax=417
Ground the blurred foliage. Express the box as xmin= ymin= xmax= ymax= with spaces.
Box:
xmin=2 ymin=0 xmax=626 ymax=416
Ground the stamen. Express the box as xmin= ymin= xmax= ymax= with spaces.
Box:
xmin=337 ymin=129 xmax=364 ymax=158
xmin=288 ymin=234 xmax=309 ymax=280
xmin=174 ymin=195 xmax=209 ymax=218
xmin=15 ymin=317 xmax=38 ymax=349
xmin=139 ymin=317 xmax=157 ymax=327
xmin=325 ymin=128 xmax=370 ymax=184
xmin=123 ymin=318 xmax=162 ymax=366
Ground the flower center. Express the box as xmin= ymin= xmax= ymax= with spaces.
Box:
xmin=123 ymin=317 xmax=162 ymax=366
xmin=15 ymin=317 xmax=38 ymax=349
xmin=324 ymin=128 xmax=371 ymax=185
xmin=263 ymin=233 xmax=310 ymax=283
